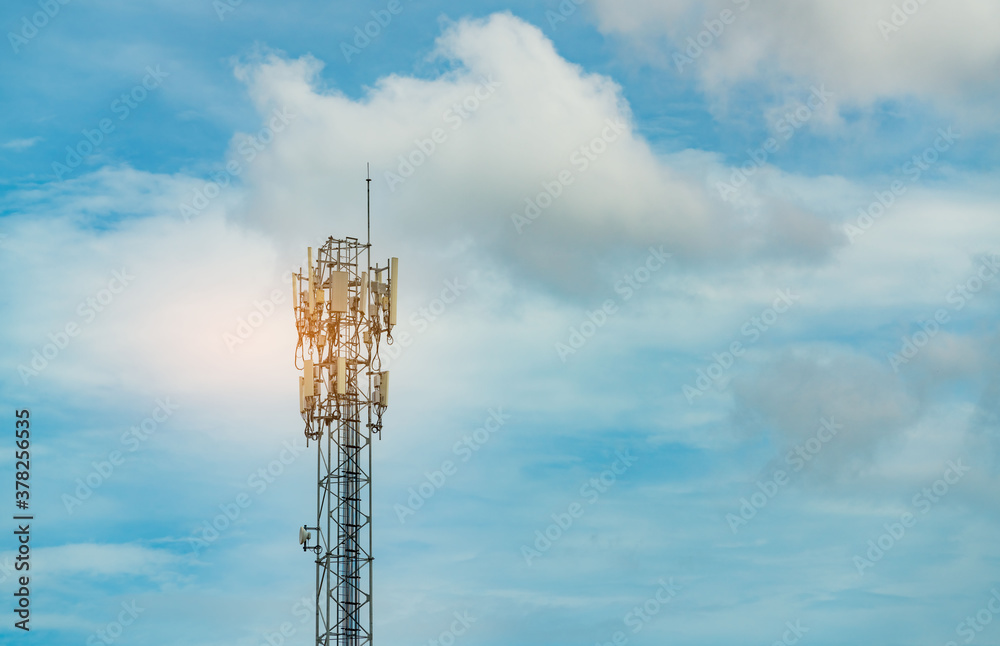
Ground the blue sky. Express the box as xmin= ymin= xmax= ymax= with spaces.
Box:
xmin=2 ymin=1 xmax=1000 ymax=645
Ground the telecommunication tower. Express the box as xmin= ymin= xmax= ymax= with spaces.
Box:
xmin=293 ymin=218 xmax=397 ymax=646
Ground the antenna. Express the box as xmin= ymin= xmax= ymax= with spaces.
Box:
xmin=366 ymin=163 xmax=371 ymax=250
xmin=366 ymin=163 xmax=372 ymax=282
xmin=292 ymin=175 xmax=399 ymax=646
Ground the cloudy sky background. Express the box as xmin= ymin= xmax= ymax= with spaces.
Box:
xmin=1 ymin=1 xmax=999 ymax=644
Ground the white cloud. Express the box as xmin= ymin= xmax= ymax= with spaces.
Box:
xmin=590 ymin=0 xmax=1000 ymax=125
xmin=2 ymin=13 xmax=997 ymax=469
xmin=34 ymin=542 xmax=180 ymax=578
xmin=1 ymin=12 xmax=995 ymax=453
xmin=730 ymin=347 xmax=921 ymax=478
xmin=3 ymin=9 xmax=1000 ymax=641
xmin=2 ymin=136 xmax=42 ymax=151
xmin=228 ymin=12 xmax=846 ymax=300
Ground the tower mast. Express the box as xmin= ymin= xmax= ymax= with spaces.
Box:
xmin=294 ymin=177 xmax=397 ymax=646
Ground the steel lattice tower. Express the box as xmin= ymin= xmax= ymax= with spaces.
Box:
xmin=294 ymin=236 xmax=397 ymax=646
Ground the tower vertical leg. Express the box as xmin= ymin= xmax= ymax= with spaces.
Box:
xmin=296 ymin=238 xmax=394 ymax=646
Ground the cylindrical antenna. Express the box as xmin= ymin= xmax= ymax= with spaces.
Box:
xmin=366 ymin=163 xmax=371 ymax=250
xmin=366 ymin=163 xmax=372 ymax=295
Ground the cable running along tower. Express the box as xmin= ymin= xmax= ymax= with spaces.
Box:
xmin=293 ymin=178 xmax=397 ymax=646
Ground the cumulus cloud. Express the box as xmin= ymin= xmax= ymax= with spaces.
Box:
xmin=34 ymin=542 xmax=180 ymax=578
xmin=590 ymin=0 xmax=1000 ymax=125
xmin=730 ymin=348 xmax=921 ymax=481
xmin=225 ymin=12 xmax=844 ymax=299
xmin=3 ymin=12 xmax=996 ymax=447
xmin=4 ymin=8 xmax=1000 ymax=642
